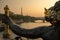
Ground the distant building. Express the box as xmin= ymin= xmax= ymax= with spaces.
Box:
xmin=21 ymin=8 xmax=23 ymax=16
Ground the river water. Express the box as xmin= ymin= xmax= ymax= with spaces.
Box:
xmin=0 ymin=20 xmax=51 ymax=40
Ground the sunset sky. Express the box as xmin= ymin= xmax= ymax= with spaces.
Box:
xmin=0 ymin=0 xmax=58 ymax=17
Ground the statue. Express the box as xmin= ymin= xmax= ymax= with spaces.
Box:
xmin=3 ymin=5 xmax=11 ymax=40
xmin=2 ymin=1 xmax=60 ymax=40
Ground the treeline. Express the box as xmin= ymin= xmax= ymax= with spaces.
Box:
xmin=0 ymin=12 xmax=35 ymax=22
xmin=0 ymin=14 xmax=4 ymax=20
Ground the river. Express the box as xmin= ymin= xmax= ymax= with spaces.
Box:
xmin=0 ymin=20 xmax=51 ymax=40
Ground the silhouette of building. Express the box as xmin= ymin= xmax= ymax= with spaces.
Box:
xmin=21 ymin=8 xmax=23 ymax=16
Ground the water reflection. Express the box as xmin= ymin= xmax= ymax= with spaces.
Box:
xmin=20 ymin=22 xmax=51 ymax=29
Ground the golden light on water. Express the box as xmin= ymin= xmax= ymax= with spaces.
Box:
xmin=0 ymin=0 xmax=58 ymax=17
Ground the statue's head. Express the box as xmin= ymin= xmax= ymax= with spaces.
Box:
xmin=44 ymin=8 xmax=57 ymax=24
xmin=44 ymin=1 xmax=60 ymax=25
xmin=5 ymin=5 xmax=9 ymax=8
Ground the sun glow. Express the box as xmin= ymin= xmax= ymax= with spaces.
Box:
xmin=0 ymin=0 xmax=58 ymax=17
